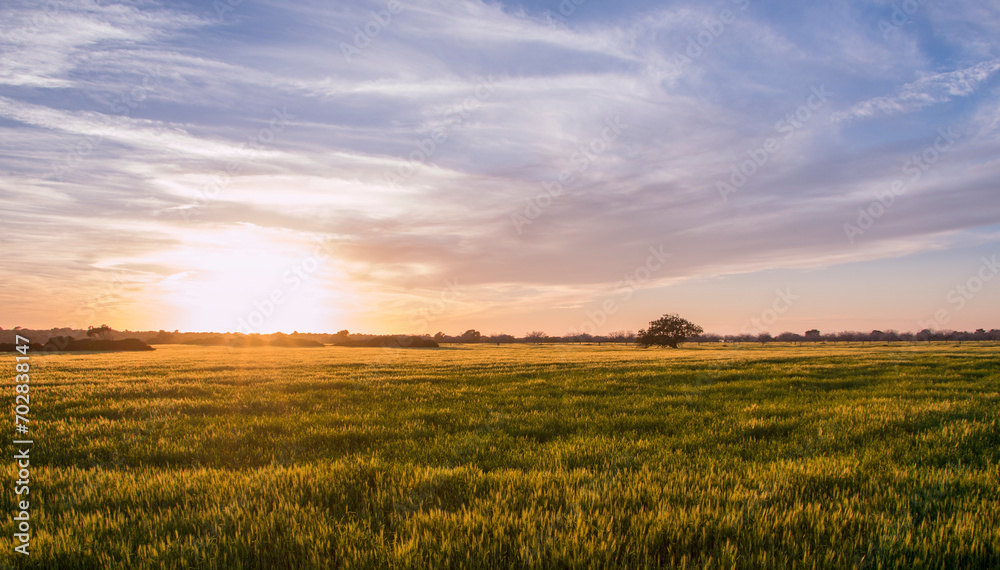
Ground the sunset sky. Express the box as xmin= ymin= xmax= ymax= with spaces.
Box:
xmin=1 ymin=0 xmax=999 ymax=336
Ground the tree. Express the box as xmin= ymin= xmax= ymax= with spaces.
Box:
xmin=153 ymin=330 xmax=175 ymax=344
xmin=87 ymin=324 xmax=114 ymax=342
xmin=460 ymin=329 xmax=481 ymax=343
xmin=488 ymin=333 xmax=514 ymax=346
xmin=635 ymin=314 xmax=703 ymax=348
xmin=607 ymin=330 xmax=630 ymax=344
xmin=524 ymin=331 xmax=547 ymax=344
xmin=776 ymin=332 xmax=802 ymax=343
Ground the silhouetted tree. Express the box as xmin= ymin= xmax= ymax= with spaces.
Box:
xmin=87 ymin=324 xmax=114 ymax=342
xmin=636 ymin=314 xmax=703 ymax=348
xmin=776 ymin=332 xmax=802 ymax=343
xmin=488 ymin=333 xmax=515 ymax=346
xmin=153 ymin=330 xmax=175 ymax=344
xmin=607 ymin=330 xmax=632 ymax=344
xmin=693 ymin=333 xmax=722 ymax=344
xmin=460 ymin=329 xmax=481 ymax=343
xmin=524 ymin=331 xmax=547 ymax=344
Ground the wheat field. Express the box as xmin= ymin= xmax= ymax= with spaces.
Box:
xmin=3 ymin=342 xmax=999 ymax=568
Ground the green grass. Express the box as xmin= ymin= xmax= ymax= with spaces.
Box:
xmin=3 ymin=343 xmax=999 ymax=568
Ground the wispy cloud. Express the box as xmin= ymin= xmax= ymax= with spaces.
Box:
xmin=1 ymin=0 xmax=999 ymax=333
xmin=833 ymin=59 xmax=1000 ymax=122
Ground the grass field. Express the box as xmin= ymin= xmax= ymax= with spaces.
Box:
xmin=3 ymin=342 xmax=999 ymax=568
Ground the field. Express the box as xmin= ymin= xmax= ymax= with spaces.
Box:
xmin=3 ymin=342 xmax=999 ymax=568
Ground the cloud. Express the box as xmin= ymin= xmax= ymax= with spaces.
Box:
xmin=832 ymin=59 xmax=1000 ymax=122
xmin=1 ymin=0 xmax=999 ymax=332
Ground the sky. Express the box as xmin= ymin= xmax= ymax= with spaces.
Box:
xmin=1 ymin=0 xmax=999 ymax=336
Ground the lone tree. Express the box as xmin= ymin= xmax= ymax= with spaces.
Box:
xmin=524 ymin=331 xmax=548 ymax=344
xmin=86 ymin=324 xmax=115 ymax=342
xmin=636 ymin=314 xmax=703 ymax=348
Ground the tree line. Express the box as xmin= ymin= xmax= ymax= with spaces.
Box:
xmin=3 ymin=324 xmax=999 ymax=350
xmin=428 ymin=326 xmax=1000 ymax=345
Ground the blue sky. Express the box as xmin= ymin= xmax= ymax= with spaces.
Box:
xmin=1 ymin=0 xmax=998 ymax=335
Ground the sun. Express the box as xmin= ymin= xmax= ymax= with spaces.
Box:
xmin=150 ymin=228 xmax=349 ymax=333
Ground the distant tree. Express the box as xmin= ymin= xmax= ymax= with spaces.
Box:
xmin=836 ymin=331 xmax=857 ymax=343
xmin=756 ymin=332 xmax=773 ymax=345
xmin=433 ymin=331 xmax=446 ymax=343
xmin=87 ymin=324 xmax=114 ymax=342
xmin=524 ymin=331 xmax=547 ymax=344
xmin=45 ymin=335 xmax=74 ymax=351
xmin=694 ymin=333 xmax=722 ymax=344
xmin=636 ymin=314 xmax=703 ymax=349
xmin=804 ymin=329 xmax=821 ymax=340
xmin=776 ymin=332 xmax=801 ymax=343
xmin=488 ymin=333 xmax=515 ymax=346
xmin=607 ymin=330 xmax=629 ymax=344
xmin=460 ymin=329 xmax=482 ymax=343
xmin=153 ymin=330 xmax=175 ymax=344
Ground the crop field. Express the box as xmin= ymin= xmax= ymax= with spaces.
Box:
xmin=3 ymin=342 xmax=999 ymax=568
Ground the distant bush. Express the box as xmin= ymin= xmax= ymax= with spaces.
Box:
xmin=227 ymin=335 xmax=269 ymax=347
xmin=16 ymin=338 xmax=156 ymax=352
xmin=185 ymin=336 xmax=229 ymax=346
xmin=268 ymin=337 xmax=323 ymax=348
xmin=335 ymin=335 xmax=438 ymax=348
